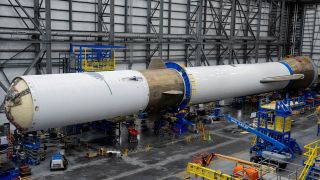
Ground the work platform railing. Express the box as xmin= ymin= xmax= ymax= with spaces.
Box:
xmin=298 ymin=140 xmax=320 ymax=180
xmin=187 ymin=162 xmax=241 ymax=180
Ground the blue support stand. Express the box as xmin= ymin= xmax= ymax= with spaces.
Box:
xmin=22 ymin=135 xmax=41 ymax=166
xmin=173 ymin=113 xmax=193 ymax=135
xmin=252 ymin=97 xmax=302 ymax=160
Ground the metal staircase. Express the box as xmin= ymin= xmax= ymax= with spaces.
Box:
xmin=301 ymin=5 xmax=318 ymax=58
xmin=307 ymin=158 xmax=320 ymax=180
xmin=299 ymin=140 xmax=320 ymax=180
xmin=288 ymin=4 xmax=304 ymax=56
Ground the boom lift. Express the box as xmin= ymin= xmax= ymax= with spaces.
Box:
xmin=208 ymin=97 xmax=303 ymax=169
xmin=222 ymin=115 xmax=292 ymax=169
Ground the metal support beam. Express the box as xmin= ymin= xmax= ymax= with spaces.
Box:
xmin=69 ymin=0 xmax=73 ymax=41
xmin=216 ymin=0 xmax=223 ymax=65
xmin=158 ymin=0 xmax=164 ymax=59
xmin=125 ymin=0 xmax=133 ymax=69
xmin=242 ymin=0 xmax=250 ymax=64
xmin=14 ymin=0 xmax=44 ymax=35
xmin=167 ymin=0 xmax=172 ymax=60
xmin=124 ymin=0 xmax=128 ymax=63
xmin=0 ymin=70 xmax=10 ymax=85
xmin=278 ymin=0 xmax=286 ymax=61
xmin=229 ymin=0 xmax=236 ymax=64
xmin=202 ymin=0 xmax=207 ymax=65
xmin=8 ymin=0 xmax=30 ymax=29
xmin=0 ymin=0 xmax=294 ymax=70
xmin=195 ymin=0 xmax=203 ymax=66
xmin=109 ymin=0 xmax=115 ymax=45
xmin=0 ymin=44 xmax=32 ymax=67
xmin=184 ymin=0 xmax=191 ymax=67
xmin=255 ymin=0 xmax=262 ymax=63
xmin=45 ymin=0 xmax=52 ymax=74
xmin=24 ymin=49 xmax=45 ymax=75
xmin=34 ymin=0 xmax=41 ymax=74
xmin=146 ymin=0 xmax=151 ymax=67
xmin=266 ymin=0 xmax=273 ymax=62
xmin=0 ymin=81 xmax=8 ymax=93
xmin=97 ymin=0 xmax=102 ymax=41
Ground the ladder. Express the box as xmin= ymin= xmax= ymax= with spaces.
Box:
xmin=301 ymin=5 xmax=319 ymax=60
xmin=299 ymin=140 xmax=320 ymax=180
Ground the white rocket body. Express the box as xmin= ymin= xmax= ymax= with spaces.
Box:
xmin=186 ymin=62 xmax=290 ymax=104
xmin=20 ymin=71 xmax=150 ymax=131
xmin=4 ymin=57 xmax=318 ymax=131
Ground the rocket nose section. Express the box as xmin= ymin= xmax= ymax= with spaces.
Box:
xmin=5 ymin=78 xmax=33 ymax=131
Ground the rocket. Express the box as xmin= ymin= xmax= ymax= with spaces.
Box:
xmin=4 ymin=56 xmax=318 ymax=132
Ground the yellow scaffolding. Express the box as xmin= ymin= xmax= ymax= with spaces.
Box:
xmin=187 ymin=162 xmax=241 ymax=180
xmin=298 ymin=140 xmax=320 ymax=180
xmin=82 ymin=48 xmax=116 ymax=72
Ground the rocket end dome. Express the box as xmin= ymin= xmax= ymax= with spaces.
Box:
xmin=5 ymin=78 xmax=33 ymax=131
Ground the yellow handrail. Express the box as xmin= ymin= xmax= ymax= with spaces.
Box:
xmin=113 ymin=50 xmax=116 ymax=69
xmin=298 ymin=140 xmax=320 ymax=180
xmin=187 ymin=162 xmax=240 ymax=180
xmin=81 ymin=49 xmax=116 ymax=72
xmin=251 ymin=135 xmax=257 ymax=146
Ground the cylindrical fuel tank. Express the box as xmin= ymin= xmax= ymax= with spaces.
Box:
xmin=186 ymin=62 xmax=290 ymax=104
xmin=5 ymin=71 xmax=150 ymax=131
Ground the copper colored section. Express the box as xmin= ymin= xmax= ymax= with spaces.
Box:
xmin=283 ymin=56 xmax=318 ymax=89
xmin=140 ymin=69 xmax=184 ymax=111
xmin=147 ymin=58 xmax=166 ymax=70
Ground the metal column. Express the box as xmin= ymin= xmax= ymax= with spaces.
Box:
xmin=243 ymin=0 xmax=250 ymax=64
xmin=34 ymin=0 xmax=41 ymax=74
xmin=229 ymin=0 xmax=236 ymax=64
xmin=167 ymin=0 xmax=172 ymax=60
xmin=158 ymin=0 xmax=164 ymax=59
xmin=195 ymin=0 xmax=203 ymax=66
xmin=255 ymin=0 xmax=262 ymax=63
xmin=69 ymin=0 xmax=73 ymax=40
xmin=109 ymin=0 xmax=115 ymax=45
xmin=278 ymin=0 xmax=286 ymax=61
xmin=185 ymin=0 xmax=191 ymax=67
xmin=146 ymin=0 xmax=151 ymax=67
xmin=97 ymin=0 xmax=102 ymax=42
xmin=45 ymin=0 xmax=52 ymax=74
xmin=125 ymin=0 xmax=133 ymax=69
xmin=216 ymin=0 xmax=223 ymax=65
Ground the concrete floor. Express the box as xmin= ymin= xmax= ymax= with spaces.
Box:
xmin=18 ymin=105 xmax=320 ymax=179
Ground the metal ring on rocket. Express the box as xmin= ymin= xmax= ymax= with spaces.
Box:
xmin=165 ymin=62 xmax=191 ymax=111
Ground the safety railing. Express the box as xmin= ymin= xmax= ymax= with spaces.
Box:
xmin=82 ymin=49 xmax=116 ymax=72
xmin=298 ymin=140 xmax=320 ymax=180
xmin=187 ymin=162 xmax=240 ymax=180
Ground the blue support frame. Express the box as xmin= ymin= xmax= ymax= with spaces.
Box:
xmin=254 ymin=97 xmax=303 ymax=159
xmin=173 ymin=112 xmax=193 ymax=135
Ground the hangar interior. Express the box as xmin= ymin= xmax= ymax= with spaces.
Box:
xmin=0 ymin=0 xmax=320 ymax=180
